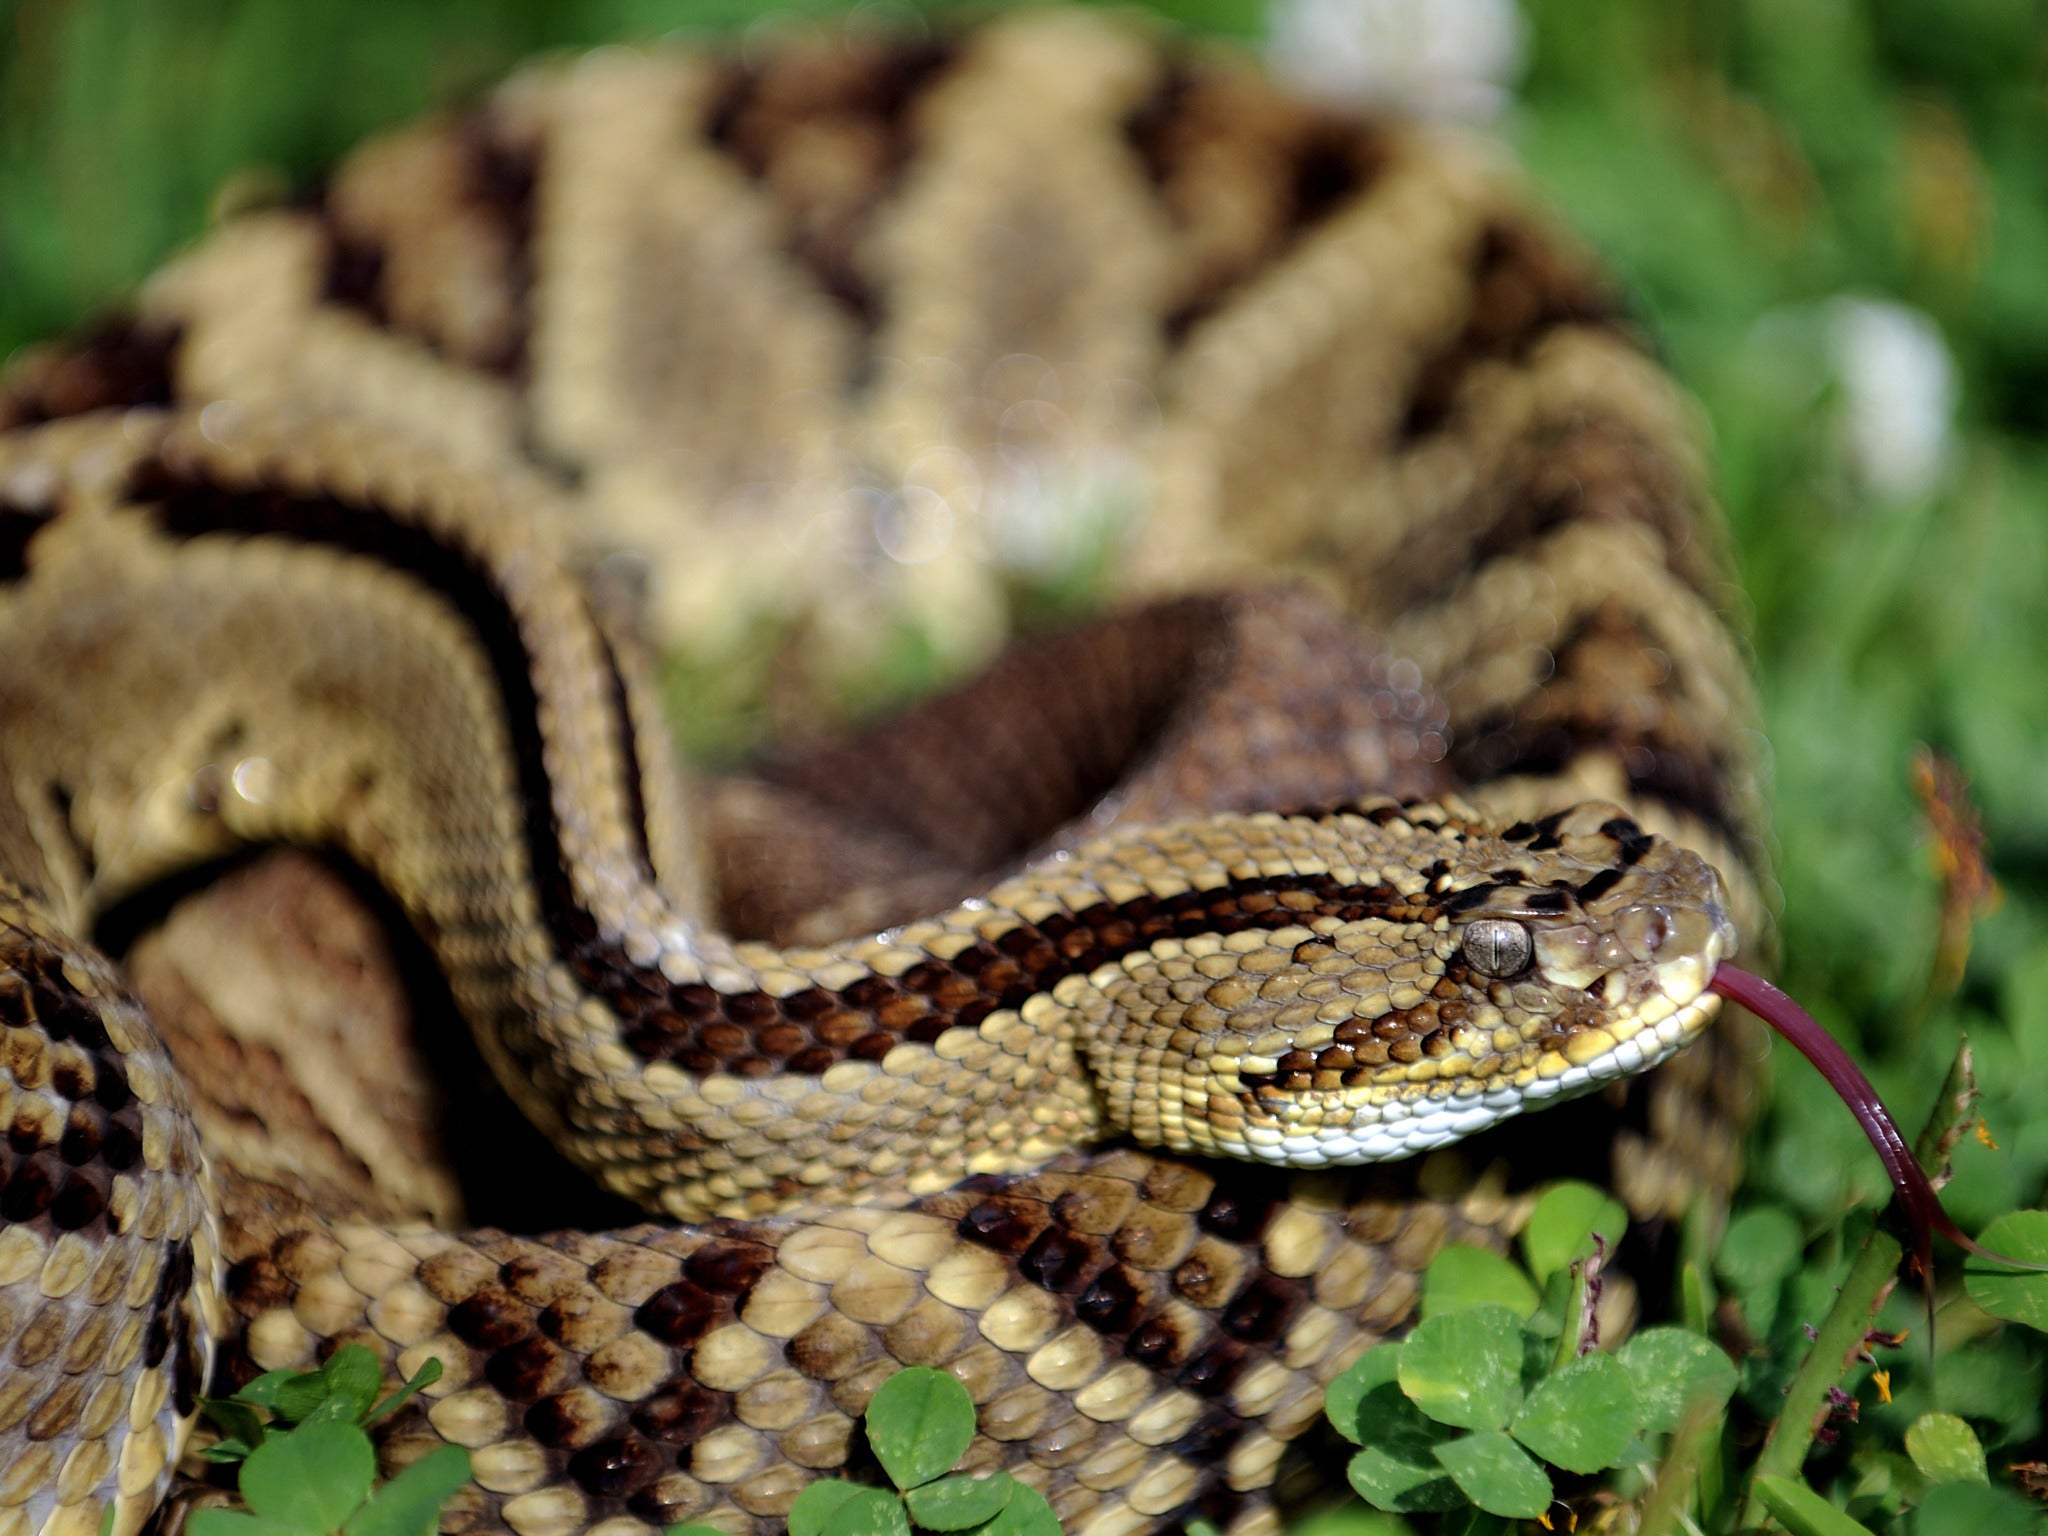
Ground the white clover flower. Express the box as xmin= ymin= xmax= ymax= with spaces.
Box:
xmin=1266 ymin=0 xmax=1528 ymax=122
xmin=1825 ymin=297 xmax=1958 ymax=502
xmin=980 ymin=449 xmax=1143 ymax=582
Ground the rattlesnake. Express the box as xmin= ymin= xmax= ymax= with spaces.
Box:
xmin=0 ymin=11 xmax=1768 ymax=1534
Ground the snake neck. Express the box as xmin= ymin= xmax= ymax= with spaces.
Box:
xmin=1 ymin=414 xmax=1444 ymax=1220
xmin=0 ymin=414 xmax=1383 ymax=1220
xmin=2 ymin=412 xmax=1730 ymax=1228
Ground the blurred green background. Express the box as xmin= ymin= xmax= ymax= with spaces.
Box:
xmin=5 ymin=0 xmax=2048 ymax=1524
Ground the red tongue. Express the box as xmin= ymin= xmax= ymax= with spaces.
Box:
xmin=1706 ymin=965 xmax=2042 ymax=1296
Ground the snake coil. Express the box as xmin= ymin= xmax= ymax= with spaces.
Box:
xmin=0 ymin=13 xmax=1765 ymax=1536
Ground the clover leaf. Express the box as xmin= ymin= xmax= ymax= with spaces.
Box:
xmin=1616 ymin=1327 xmax=1737 ymax=1437
xmin=1432 ymin=1431 xmax=1552 ymax=1520
xmin=1963 ymin=1211 xmax=2048 ymax=1330
xmin=1421 ymin=1244 xmax=1541 ymax=1320
xmin=1396 ymin=1306 xmax=1527 ymax=1431
xmin=1509 ymin=1352 xmax=1639 ymax=1473
xmin=865 ymin=1367 xmax=977 ymax=1491
xmin=1522 ymin=1182 xmax=1628 ymax=1286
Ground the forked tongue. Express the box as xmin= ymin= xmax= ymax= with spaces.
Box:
xmin=1709 ymin=965 xmax=2048 ymax=1341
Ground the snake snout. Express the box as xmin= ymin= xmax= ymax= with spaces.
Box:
xmin=1633 ymin=856 xmax=1740 ymax=1002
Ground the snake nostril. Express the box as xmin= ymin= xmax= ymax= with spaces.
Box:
xmin=1618 ymin=903 xmax=1675 ymax=963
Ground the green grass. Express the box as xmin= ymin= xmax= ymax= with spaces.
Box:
xmin=7 ymin=0 xmax=2048 ymax=1528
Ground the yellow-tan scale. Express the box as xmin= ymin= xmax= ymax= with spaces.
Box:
xmin=218 ymin=1150 xmax=1506 ymax=1535
xmin=0 ymin=10 xmax=1775 ymax=1536
xmin=0 ymin=875 xmax=219 ymax=1526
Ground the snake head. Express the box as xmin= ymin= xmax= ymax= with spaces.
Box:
xmin=1084 ymin=799 xmax=1740 ymax=1167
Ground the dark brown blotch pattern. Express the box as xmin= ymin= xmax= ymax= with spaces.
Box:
xmin=316 ymin=120 xmax=537 ymax=377
xmin=616 ymin=866 xmax=1451 ymax=1076
xmin=1121 ymin=55 xmax=1389 ymax=341
xmin=209 ymin=1147 xmax=1497 ymax=1533
xmin=944 ymin=1156 xmax=1315 ymax=1422
xmin=0 ymin=315 xmax=183 ymax=433
xmin=1400 ymin=216 xmax=1617 ymax=442
xmin=1451 ymin=602 xmax=1741 ymax=846
xmin=702 ymin=35 xmax=959 ymax=334
xmin=0 ymin=953 xmax=149 ymax=1241
xmin=1240 ymin=953 xmax=1475 ymax=1094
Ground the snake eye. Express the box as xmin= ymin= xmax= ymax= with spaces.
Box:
xmin=1461 ymin=918 xmax=1533 ymax=978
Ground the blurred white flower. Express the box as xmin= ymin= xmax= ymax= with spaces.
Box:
xmin=983 ymin=446 xmax=1146 ymax=582
xmin=1825 ymin=297 xmax=1957 ymax=502
xmin=1266 ymin=0 xmax=1527 ymax=122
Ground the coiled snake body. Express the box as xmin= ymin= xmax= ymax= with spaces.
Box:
xmin=0 ymin=14 xmax=1764 ymax=1535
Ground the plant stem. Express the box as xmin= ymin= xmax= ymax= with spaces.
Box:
xmin=1640 ymin=1394 xmax=1725 ymax=1536
xmin=1737 ymin=1229 xmax=1901 ymax=1531
xmin=1735 ymin=1040 xmax=1978 ymax=1530
xmin=1910 ymin=1040 xmax=1978 ymax=1177
xmin=1552 ymin=1254 xmax=1595 ymax=1372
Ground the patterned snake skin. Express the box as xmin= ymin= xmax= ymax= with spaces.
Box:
xmin=0 ymin=12 xmax=1768 ymax=1536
